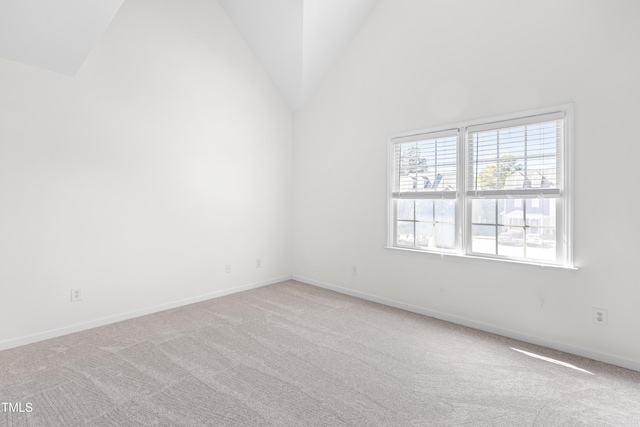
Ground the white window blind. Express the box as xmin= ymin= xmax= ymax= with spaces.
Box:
xmin=466 ymin=112 xmax=564 ymax=198
xmin=392 ymin=130 xmax=458 ymax=199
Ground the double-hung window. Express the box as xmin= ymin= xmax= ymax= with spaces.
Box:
xmin=391 ymin=130 xmax=459 ymax=251
xmin=388 ymin=105 xmax=573 ymax=268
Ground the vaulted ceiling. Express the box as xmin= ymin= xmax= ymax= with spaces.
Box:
xmin=0 ymin=0 xmax=377 ymax=110
xmin=0 ymin=0 xmax=126 ymax=75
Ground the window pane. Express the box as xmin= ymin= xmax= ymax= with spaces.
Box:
xmin=394 ymin=134 xmax=457 ymax=194
xmin=499 ymin=199 xmax=523 ymax=226
xmin=525 ymin=198 xmax=554 ymax=228
xmin=435 ymin=200 xmax=455 ymax=223
xmin=498 ymin=226 xmax=524 ymax=258
xmin=396 ymin=143 xmax=428 ymax=192
xmin=471 ymin=130 xmax=498 ymax=191
xmin=468 ymin=119 xmax=561 ymax=193
xmin=526 ymin=227 xmax=556 ymax=262
xmin=397 ymin=199 xmax=414 ymax=220
xmin=472 ymin=225 xmax=496 ymax=254
xmin=435 ymin=223 xmax=455 ymax=249
xmin=471 ymin=199 xmax=496 ymax=224
xmin=416 ymin=222 xmax=434 ymax=247
xmin=436 ymin=136 xmax=458 ymax=191
xmin=397 ymin=221 xmax=414 ymax=246
xmin=395 ymin=198 xmax=456 ymax=252
xmin=525 ymin=229 xmax=543 ymax=247
xmin=416 ymin=200 xmax=433 ymax=221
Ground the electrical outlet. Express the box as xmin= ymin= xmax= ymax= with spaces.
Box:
xmin=70 ymin=288 xmax=82 ymax=302
xmin=352 ymin=266 xmax=357 ymax=275
xmin=256 ymin=259 xmax=262 ymax=268
xmin=593 ymin=307 xmax=608 ymax=326
xmin=225 ymin=264 xmax=231 ymax=274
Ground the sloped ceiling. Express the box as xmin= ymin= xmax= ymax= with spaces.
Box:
xmin=0 ymin=0 xmax=125 ymax=75
xmin=218 ymin=0 xmax=378 ymax=109
xmin=0 ymin=0 xmax=377 ymax=109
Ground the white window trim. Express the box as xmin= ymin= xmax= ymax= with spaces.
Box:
xmin=386 ymin=104 xmax=575 ymax=270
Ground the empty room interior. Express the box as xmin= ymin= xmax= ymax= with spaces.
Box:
xmin=1 ymin=0 xmax=640 ymax=425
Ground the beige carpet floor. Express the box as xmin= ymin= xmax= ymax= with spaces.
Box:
xmin=1 ymin=280 xmax=639 ymax=426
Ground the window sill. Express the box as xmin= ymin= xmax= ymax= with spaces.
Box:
xmin=384 ymin=246 xmax=578 ymax=273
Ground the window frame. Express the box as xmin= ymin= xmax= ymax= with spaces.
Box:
xmin=390 ymin=129 xmax=459 ymax=251
xmin=386 ymin=104 xmax=574 ymax=269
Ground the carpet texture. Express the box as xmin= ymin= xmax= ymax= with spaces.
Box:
xmin=1 ymin=280 xmax=639 ymax=426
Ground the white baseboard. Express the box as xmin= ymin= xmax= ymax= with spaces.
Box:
xmin=293 ymin=275 xmax=640 ymax=373
xmin=0 ymin=275 xmax=292 ymax=352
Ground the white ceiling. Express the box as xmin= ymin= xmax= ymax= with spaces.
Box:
xmin=0 ymin=0 xmax=377 ymax=109
xmin=218 ymin=0 xmax=378 ymax=109
xmin=0 ymin=0 xmax=125 ymax=75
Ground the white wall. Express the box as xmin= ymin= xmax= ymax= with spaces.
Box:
xmin=293 ymin=0 xmax=640 ymax=368
xmin=0 ymin=0 xmax=292 ymax=345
